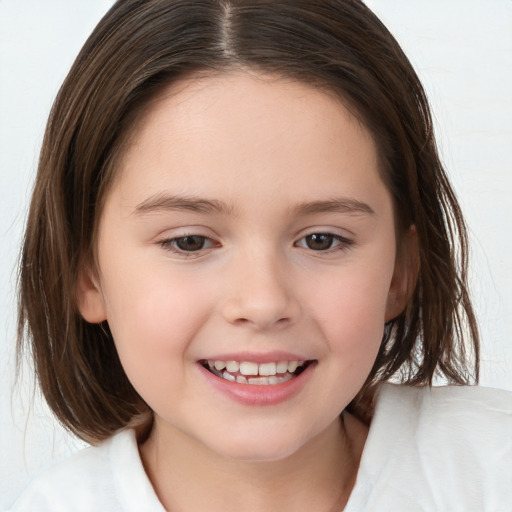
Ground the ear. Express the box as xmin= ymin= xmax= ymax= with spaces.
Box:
xmin=385 ymin=226 xmax=419 ymax=321
xmin=76 ymin=267 xmax=107 ymax=323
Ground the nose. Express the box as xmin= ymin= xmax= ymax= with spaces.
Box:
xmin=220 ymin=249 xmax=300 ymax=331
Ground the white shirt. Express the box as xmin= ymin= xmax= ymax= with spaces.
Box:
xmin=9 ymin=384 xmax=512 ymax=511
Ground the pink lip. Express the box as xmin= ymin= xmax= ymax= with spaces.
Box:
xmin=197 ymin=360 xmax=316 ymax=406
xmin=199 ymin=351 xmax=310 ymax=364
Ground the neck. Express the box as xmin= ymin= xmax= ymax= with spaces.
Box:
xmin=140 ymin=413 xmax=368 ymax=512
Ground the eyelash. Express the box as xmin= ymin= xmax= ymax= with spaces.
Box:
xmin=158 ymin=232 xmax=354 ymax=257
xmin=294 ymin=233 xmax=354 ymax=253
xmin=158 ymin=235 xmax=218 ymax=258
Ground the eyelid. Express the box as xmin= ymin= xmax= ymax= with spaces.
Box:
xmin=157 ymin=231 xmax=221 ymax=258
xmin=155 ymin=227 xmax=355 ymax=258
xmin=294 ymin=230 xmax=355 ymax=253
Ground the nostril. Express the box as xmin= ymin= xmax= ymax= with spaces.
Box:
xmin=221 ymin=289 xmax=300 ymax=330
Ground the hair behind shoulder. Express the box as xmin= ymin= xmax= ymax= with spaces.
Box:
xmin=18 ymin=0 xmax=479 ymax=442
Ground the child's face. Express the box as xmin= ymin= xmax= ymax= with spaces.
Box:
xmin=79 ymin=71 xmax=411 ymax=461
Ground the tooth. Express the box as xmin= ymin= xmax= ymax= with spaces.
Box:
xmin=287 ymin=361 xmax=299 ymax=373
xmin=268 ymin=376 xmax=278 ymax=385
xmin=208 ymin=360 xmax=215 ymax=369
xmin=259 ymin=362 xmax=277 ymax=376
xmin=248 ymin=377 xmax=269 ymax=385
xmin=276 ymin=361 xmax=288 ymax=374
xmin=239 ymin=362 xmax=258 ymax=376
xmin=222 ymin=371 xmax=235 ymax=382
xmin=236 ymin=375 xmax=248 ymax=384
xmin=277 ymin=373 xmax=294 ymax=383
xmin=226 ymin=361 xmax=239 ymax=372
xmin=211 ymin=367 xmax=223 ymax=378
xmin=214 ymin=360 xmax=226 ymax=371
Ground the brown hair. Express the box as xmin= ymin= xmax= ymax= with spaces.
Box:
xmin=18 ymin=0 xmax=479 ymax=442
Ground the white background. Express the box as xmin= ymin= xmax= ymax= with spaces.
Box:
xmin=1 ymin=0 xmax=511 ymax=508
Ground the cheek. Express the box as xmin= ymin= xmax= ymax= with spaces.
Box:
xmin=308 ymin=257 xmax=395 ymax=359
xmin=101 ymin=273 xmax=215 ymax=415
xmin=99 ymin=265 xmax=212 ymax=381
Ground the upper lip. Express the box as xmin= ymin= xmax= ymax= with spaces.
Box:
xmin=198 ymin=351 xmax=313 ymax=364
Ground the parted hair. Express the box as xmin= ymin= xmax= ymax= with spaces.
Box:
xmin=18 ymin=0 xmax=479 ymax=443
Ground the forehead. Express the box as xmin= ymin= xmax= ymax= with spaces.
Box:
xmin=108 ymin=70 xmax=387 ymax=216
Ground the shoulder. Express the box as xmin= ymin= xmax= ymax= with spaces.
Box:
xmin=378 ymin=382 xmax=512 ymax=428
xmin=346 ymin=384 xmax=512 ymax=512
xmin=9 ymin=429 xmax=164 ymax=512
xmin=376 ymin=383 xmax=512 ymax=465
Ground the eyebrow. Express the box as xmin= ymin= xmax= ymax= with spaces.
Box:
xmin=292 ymin=198 xmax=375 ymax=216
xmin=133 ymin=194 xmax=375 ymax=217
xmin=133 ymin=194 xmax=235 ymax=215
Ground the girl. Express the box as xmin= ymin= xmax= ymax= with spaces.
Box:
xmin=10 ymin=0 xmax=511 ymax=510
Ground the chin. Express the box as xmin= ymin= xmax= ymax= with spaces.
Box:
xmin=199 ymin=421 xmax=320 ymax=464
xmin=217 ymin=439 xmax=304 ymax=463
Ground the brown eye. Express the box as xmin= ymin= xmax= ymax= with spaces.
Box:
xmin=295 ymin=232 xmax=353 ymax=253
xmin=304 ymin=233 xmax=335 ymax=251
xmin=174 ymin=236 xmax=207 ymax=251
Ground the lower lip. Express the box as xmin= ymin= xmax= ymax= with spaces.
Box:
xmin=198 ymin=362 xmax=316 ymax=406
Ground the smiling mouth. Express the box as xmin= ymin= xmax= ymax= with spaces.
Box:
xmin=200 ymin=360 xmax=312 ymax=385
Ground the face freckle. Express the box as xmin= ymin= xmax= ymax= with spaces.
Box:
xmin=78 ymin=70 xmax=411 ymax=463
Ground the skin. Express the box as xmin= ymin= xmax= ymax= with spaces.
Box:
xmin=78 ymin=71 xmax=416 ymax=511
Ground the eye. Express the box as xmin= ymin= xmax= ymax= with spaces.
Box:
xmin=295 ymin=233 xmax=352 ymax=252
xmin=159 ymin=235 xmax=218 ymax=254
xmin=174 ymin=235 xmax=209 ymax=251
